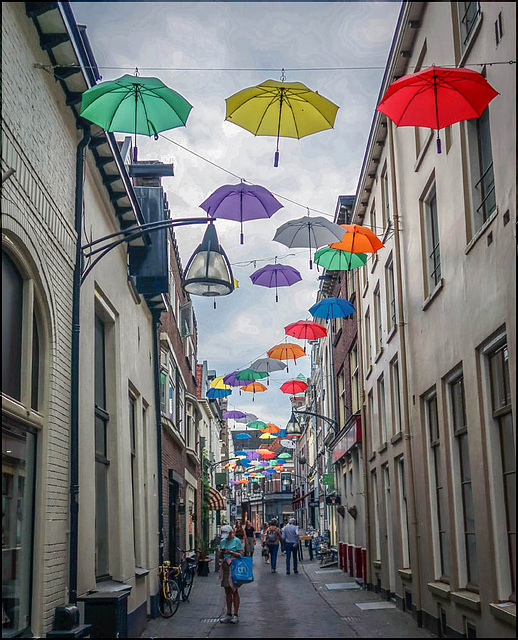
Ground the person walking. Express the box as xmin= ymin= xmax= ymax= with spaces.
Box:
xmin=264 ymin=519 xmax=282 ymax=573
xmin=244 ymin=520 xmax=255 ymax=558
xmin=282 ymin=517 xmax=300 ymax=574
xmin=218 ymin=524 xmax=244 ymax=624
xmin=260 ymin=522 xmax=270 ymax=563
xmin=235 ymin=520 xmax=245 ymax=545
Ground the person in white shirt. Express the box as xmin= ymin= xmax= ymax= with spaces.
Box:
xmin=282 ymin=518 xmax=300 ymax=574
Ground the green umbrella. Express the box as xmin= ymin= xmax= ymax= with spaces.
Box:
xmin=247 ymin=420 xmax=268 ymax=430
xmin=314 ymin=246 xmax=367 ymax=270
xmin=278 ymin=452 xmax=292 ymax=459
xmin=236 ymin=369 xmax=269 ymax=382
xmin=80 ymin=74 xmax=192 ymax=161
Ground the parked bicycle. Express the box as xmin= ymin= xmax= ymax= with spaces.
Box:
xmin=173 ymin=547 xmax=199 ymax=601
xmin=156 ymin=548 xmax=198 ymax=618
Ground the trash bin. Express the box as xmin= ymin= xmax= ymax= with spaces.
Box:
xmin=77 ymin=591 xmax=129 ymax=639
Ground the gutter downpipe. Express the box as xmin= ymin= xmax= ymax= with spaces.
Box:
xmin=152 ymin=312 xmax=165 ymax=568
xmin=69 ymin=122 xmax=90 ymax=605
xmin=388 ymin=119 xmax=423 ymax=624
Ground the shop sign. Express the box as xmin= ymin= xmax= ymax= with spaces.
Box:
xmin=331 ymin=415 xmax=362 ymax=464
xmin=322 ymin=474 xmax=334 ymax=486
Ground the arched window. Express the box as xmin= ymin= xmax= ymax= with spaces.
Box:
xmin=2 ymin=245 xmax=45 ymax=636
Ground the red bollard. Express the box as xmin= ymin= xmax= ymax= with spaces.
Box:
xmin=362 ymin=548 xmax=367 ymax=583
xmin=338 ymin=543 xmax=343 ymax=570
xmin=354 ymin=546 xmax=363 ymax=579
xmin=348 ymin=545 xmax=354 ymax=576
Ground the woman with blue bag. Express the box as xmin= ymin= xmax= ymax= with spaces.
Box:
xmin=218 ymin=525 xmax=244 ymax=624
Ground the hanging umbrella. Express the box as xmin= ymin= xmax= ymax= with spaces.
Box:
xmin=280 ymin=439 xmax=296 ymax=449
xmin=249 ymin=358 xmax=287 ymax=374
xmin=278 ymin=452 xmax=292 ymax=459
xmin=280 ymin=380 xmax=308 ymax=395
xmin=246 ymin=451 xmax=262 ymax=460
xmin=225 ymin=78 xmax=339 ymax=166
xmin=314 ymin=246 xmax=368 ymax=271
xmin=250 ymin=263 xmax=302 ymax=303
xmin=377 ymin=65 xmax=498 ymax=153
xmin=222 ymin=410 xmax=246 ymax=420
xmin=285 ymin=320 xmax=327 ymax=341
xmin=273 ymin=214 xmax=347 ymax=269
xmin=80 ymin=73 xmax=192 ymax=162
xmin=235 ymin=412 xmax=258 ymax=423
xmin=267 ymin=343 xmax=306 ymax=372
xmin=234 ymin=433 xmax=252 ymax=440
xmin=259 ymin=433 xmax=277 ymax=440
xmin=259 ymin=461 xmax=270 ymax=467
xmin=200 ymin=182 xmax=283 ymax=244
xmin=222 ymin=371 xmax=249 ymax=388
xmin=260 ymin=424 xmax=280 ymax=434
xmin=209 ymin=376 xmax=232 ymax=390
xmin=206 ymin=387 xmax=232 ymax=399
xmin=309 ymin=297 xmax=356 ymax=320
xmin=234 ymin=450 xmax=247 ymax=456
xmin=236 ymin=369 xmax=269 ymax=382
xmin=241 ymin=381 xmax=267 ymax=401
xmin=247 ymin=420 xmax=268 ymax=430
xmin=330 ymin=224 xmax=384 ymax=261
xmin=259 ymin=450 xmax=276 ymax=459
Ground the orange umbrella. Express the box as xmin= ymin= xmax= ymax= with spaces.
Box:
xmin=330 ymin=224 xmax=384 ymax=254
xmin=241 ymin=381 xmax=267 ymax=402
xmin=267 ymin=343 xmax=305 ymax=372
xmin=259 ymin=423 xmax=280 ymax=433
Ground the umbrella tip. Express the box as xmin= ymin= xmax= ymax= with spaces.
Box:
xmin=436 ymin=136 xmax=442 ymax=154
xmin=274 ymin=151 xmax=279 ymax=167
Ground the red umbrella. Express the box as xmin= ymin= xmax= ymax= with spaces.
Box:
xmin=285 ymin=320 xmax=327 ymax=341
xmin=377 ymin=66 xmax=498 ymax=153
xmin=280 ymin=380 xmax=308 ymax=395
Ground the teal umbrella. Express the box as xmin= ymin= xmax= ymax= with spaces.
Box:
xmin=236 ymin=368 xmax=269 ymax=382
xmin=80 ymin=74 xmax=192 ymax=161
xmin=314 ymin=246 xmax=367 ymax=270
xmin=247 ymin=420 xmax=268 ymax=430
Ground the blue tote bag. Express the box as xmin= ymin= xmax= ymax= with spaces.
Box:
xmin=231 ymin=556 xmax=254 ymax=586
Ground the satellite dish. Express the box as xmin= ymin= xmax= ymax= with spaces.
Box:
xmin=280 ymin=439 xmax=296 ymax=449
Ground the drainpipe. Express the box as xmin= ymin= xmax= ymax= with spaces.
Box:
xmin=152 ymin=312 xmax=165 ymax=567
xmin=69 ymin=123 xmax=90 ymax=605
xmin=387 ymin=120 xmax=423 ymax=623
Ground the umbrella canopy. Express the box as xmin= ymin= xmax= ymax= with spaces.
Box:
xmin=273 ymin=214 xmax=347 ymax=268
xmin=330 ymin=224 xmax=384 ymax=254
xmin=225 ymin=79 xmax=339 ymax=166
xmin=200 ymin=182 xmax=283 ymax=244
xmin=235 ymin=412 xmax=258 ymax=423
xmin=314 ymin=246 xmax=368 ymax=271
xmin=236 ymin=369 xmax=269 ymax=382
xmin=280 ymin=439 xmax=297 ymax=449
xmin=277 ymin=429 xmax=287 ymax=437
xmin=206 ymin=387 xmax=232 ymax=399
xmin=278 ymin=452 xmax=292 ymax=459
xmin=209 ymin=376 xmax=232 ymax=390
xmin=241 ymin=381 xmax=267 ymax=400
xmin=80 ymin=74 xmax=192 ymax=161
xmin=249 ymin=358 xmax=287 ymax=374
xmin=222 ymin=371 xmax=249 ymax=387
xmin=246 ymin=451 xmax=262 ymax=460
xmin=247 ymin=420 xmax=268 ymax=430
xmin=309 ymin=297 xmax=356 ymax=320
xmin=260 ymin=424 xmax=281 ymax=434
xmin=377 ymin=66 xmax=499 ymax=153
xmin=250 ymin=263 xmax=302 ymax=303
xmin=259 ymin=433 xmax=277 ymax=440
xmin=267 ymin=343 xmax=306 ymax=372
xmin=222 ymin=410 xmax=247 ymax=420
xmin=259 ymin=450 xmax=276 ymax=459
xmin=285 ymin=320 xmax=327 ymax=341
xmin=280 ymin=380 xmax=308 ymax=395
xmin=259 ymin=461 xmax=270 ymax=467
xmin=234 ymin=450 xmax=247 ymax=456
xmin=234 ymin=433 xmax=252 ymax=440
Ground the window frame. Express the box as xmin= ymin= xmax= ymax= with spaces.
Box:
xmin=390 ymin=356 xmax=402 ymax=436
xmin=378 ymin=374 xmax=387 ymax=446
xmin=385 ymin=256 xmax=396 ymax=333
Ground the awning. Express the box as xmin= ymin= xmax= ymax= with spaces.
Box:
xmin=208 ymin=486 xmax=226 ymax=510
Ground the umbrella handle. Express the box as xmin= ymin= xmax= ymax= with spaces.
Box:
xmin=436 ymin=135 xmax=442 ymax=154
xmin=274 ymin=151 xmax=280 ymax=167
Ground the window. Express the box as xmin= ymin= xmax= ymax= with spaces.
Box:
xmin=374 ymin=285 xmax=383 ymax=354
xmin=347 ymin=268 xmax=356 ymax=300
xmin=398 ymin=458 xmax=411 ymax=568
xmin=168 ymin=359 xmax=176 ymax=422
xmin=177 ymin=373 xmax=185 ymax=439
xmin=95 ymin=316 xmax=110 ymax=579
xmin=381 ymin=164 xmax=390 ymax=229
xmin=368 ymin=390 xmax=377 ymax=450
xmin=422 ymin=182 xmax=441 ymax=295
xmin=365 ymin=308 xmax=372 ymax=371
xmin=378 ymin=375 xmax=387 ymax=445
xmin=350 ymin=343 xmax=360 ymax=414
xmin=385 ymin=257 xmax=396 ymax=331
xmin=425 ymin=391 xmax=450 ymax=580
xmin=449 ymin=373 xmax=478 ymax=587
xmin=494 ymin=12 xmax=504 ymax=46
xmin=370 ymin=203 xmax=377 ymax=237
xmin=373 ymin=471 xmax=381 ymax=560
xmin=337 ymin=368 xmax=346 ymax=428
xmin=391 ymin=357 xmax=402 ymax=435
xmin=129 ymin=393 xmax=141 ymax=566
xmin=458 ymin=2 xmax=481 ymax=51
xmin=466 ymin=108 xmax=496 ymax=234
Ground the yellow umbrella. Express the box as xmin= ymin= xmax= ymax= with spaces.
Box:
xmin=259 ymin=433 xmax=277 ymax=440
xmin=210 ymin=376 xmax=232 ymax=390
xmin=225 ymin=78 xmax=339 ymax=166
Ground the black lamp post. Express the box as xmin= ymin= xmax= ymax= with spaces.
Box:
xmin=287 ymin=409 xmax=338 ymax=436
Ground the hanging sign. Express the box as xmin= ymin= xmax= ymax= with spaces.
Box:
xmin=322 ymin=474 xmax=335 ymax=486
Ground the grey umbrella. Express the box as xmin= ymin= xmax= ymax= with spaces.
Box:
xmin=273 ymin=214 xmax=346 ymax=269
xmin=235 ymin=412 xmax=258 ymax=423
xmin=249 ymin=357 xmax=287 ymax=385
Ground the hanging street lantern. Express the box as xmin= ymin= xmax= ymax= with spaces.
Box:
xmin=286 ymin=411 xmax=303 ymax=437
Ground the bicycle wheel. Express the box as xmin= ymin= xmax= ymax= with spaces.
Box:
xmin=181 ymin=569 xmax=194 ymax=601
xmin=158 ymin=579 xmax=180 ymax=618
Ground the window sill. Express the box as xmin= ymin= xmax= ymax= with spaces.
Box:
xmin=422 ymin=278 xmax=444 ymax=311
xmin=365 ymin=365 xmax=373 ymax=380
xmin=428 ymin=581 xmax=451 ymax=600
xmin=386 ymin=324 xmax=397 ymax=343
xmin=391 ymin=431 xmax=403 ymax=445
xmin=414 ymin=130 xmax=434 ymax=172
xmin=362 ymin=283 xmax=369 ymax=298
xmin=368 ymin=450 xmax=377 ymax=463
xmin=451 ymin=590 xmax=481 ymax=611
xmin=382 ymin=222 xmax=392 ymax=244
xmin=398 ymin=568 xmax=412 ymax=581
xmin=378 ymin=442 xmax=388 ymax=455
xmin=370 ymin=254 xmax=379 ymax=274
xmin=135 ymin=567 xmax=149 ymax=578
xmin=374 ymin=348 xmax=384 ymax=364
xmin=465 ymin=207 xmax=498 ymax=255
xmin=458 ymin=13 xmax=484 ymax=68
xmin=489 ymin=602 xmax=516 ymax=627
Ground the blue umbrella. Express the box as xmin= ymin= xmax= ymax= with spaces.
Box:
xmin=235 ymin=450 xmax=247 ymax=456
xmin=309 ymin=297 xmax=355 ymax=320
xmin=234 ymin=433 xmax=252 ymax=440
xmin=206 ymin=387 xmax=232 ymax=399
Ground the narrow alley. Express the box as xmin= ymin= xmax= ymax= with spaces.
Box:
xmin=141 ymin=547 xmax=435 ymax=638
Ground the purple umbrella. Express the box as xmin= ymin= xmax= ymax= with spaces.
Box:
xmin=246 ymin=451 xmax=261 ymax=460
xmin=259 ymin=461 xmax=270 ymax=466
xmin=200 ymin=183 xmax=283 ymax=244
xmin=223 ymin=371 xmax=249 ymax=387
xmin=250 ymin=263 xmax=302 ymax=302
xmin=223 ymin=410 xmax=246 ymax=419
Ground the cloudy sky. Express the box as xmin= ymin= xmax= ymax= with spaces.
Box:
xmin=72 ymin=1 xmax=401 ymax=427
